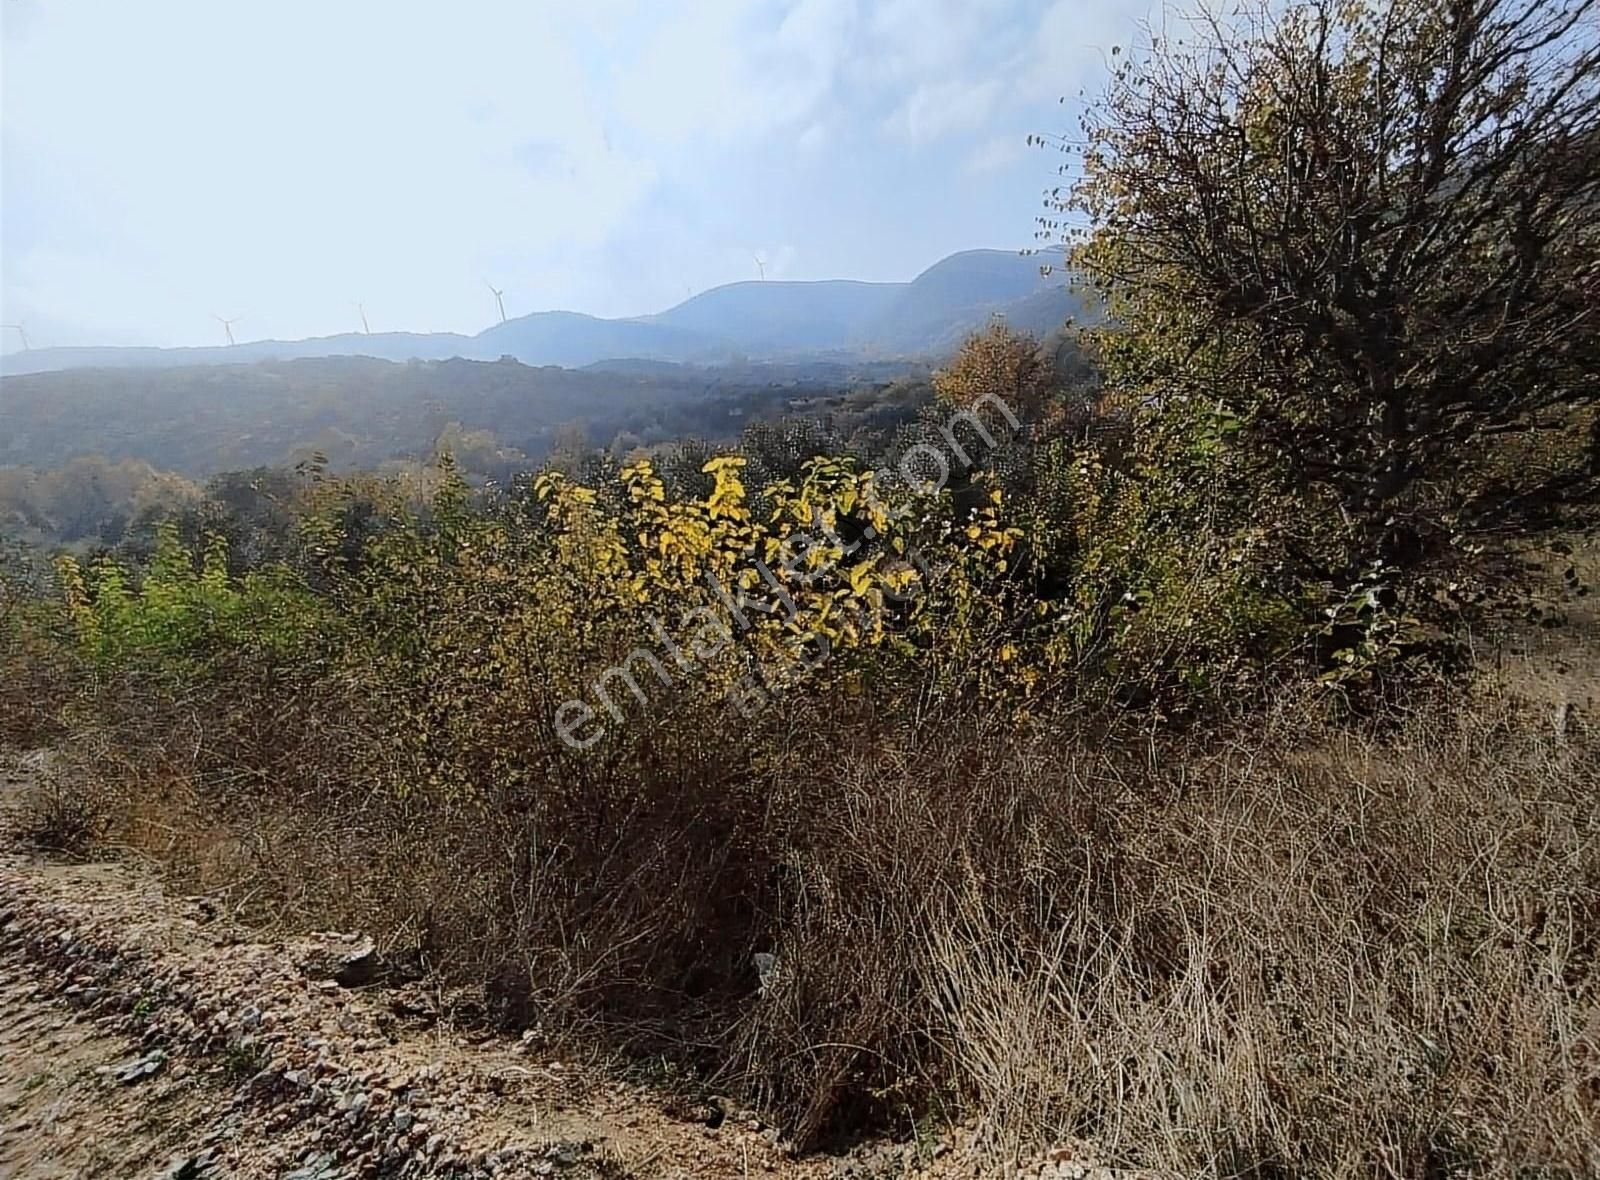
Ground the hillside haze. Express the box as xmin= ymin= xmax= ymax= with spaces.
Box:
xmin=0 ymin=250 xmax=1087 ymax=376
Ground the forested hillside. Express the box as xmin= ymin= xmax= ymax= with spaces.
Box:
xmin=0 ymin=354 xmax=935 ymax=476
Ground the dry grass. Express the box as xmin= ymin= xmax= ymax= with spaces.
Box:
xmin=5 ymin=772 xmax=104 ymax=856
xmin=0 ymin=621 xmax=73 ymax=751
xmin=9 ymin=639 xmax=1598 ymax=1176
xmin=922 ymin=685 xmax=1600 ymax=1176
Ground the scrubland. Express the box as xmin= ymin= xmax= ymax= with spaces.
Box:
xmin=5 ymin=0 xmax=1599 ymax=1173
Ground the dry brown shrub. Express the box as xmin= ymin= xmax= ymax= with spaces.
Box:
xmin=4 ymin=772 xmax=106 ymax=856
xmin=50 ymin=645 xmax=1600 ymax=1173
xmin=0 ymin=614 xmax=75 ymax=750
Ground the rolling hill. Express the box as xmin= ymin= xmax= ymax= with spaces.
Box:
xmin=0 ymin=250 xmax=1089 ymax=376
xmin=644 ymin=279 xmax=904 ymax=353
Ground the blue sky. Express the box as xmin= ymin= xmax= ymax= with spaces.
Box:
xmin=1 ymin=0 xmax=1146 ymax=350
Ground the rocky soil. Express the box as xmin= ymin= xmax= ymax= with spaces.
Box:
xmin=0 ymin=852 xmax=832 ymax=1179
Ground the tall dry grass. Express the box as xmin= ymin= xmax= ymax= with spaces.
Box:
xmin=9 ymin=642 xmax=1598 ymax=1175
xmin=920 ymin=683 xmax=1600 ymax=1176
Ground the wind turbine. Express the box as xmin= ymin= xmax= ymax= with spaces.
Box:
xmin=213 ymin=315 xmax=242 ymax=346
xmin=354 ymin=302 xmax=371 ymax=334
xmin=484 ymin=281 xmax=507 ymax=324
xmin=754 ymin=255 xmax=767 ymax=281
xmin=0 ymin=323 xmax=31 ymax=351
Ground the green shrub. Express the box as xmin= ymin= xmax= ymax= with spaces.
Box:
xmin=55 ymin=520 xmax=332 ymax=681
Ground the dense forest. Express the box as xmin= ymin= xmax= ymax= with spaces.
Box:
xmin=0 ymin=354 xmax=940 ymax=475
xmin=0 ymin=354 xmax=962 ymax=547
xmin=4 ymin=0 xmax=1599 ymax=1175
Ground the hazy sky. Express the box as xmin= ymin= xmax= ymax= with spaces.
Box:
xmin=1 ymin=0 xmax=1145 ymax=350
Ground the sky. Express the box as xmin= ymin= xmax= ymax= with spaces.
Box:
xmin=0 ymin=0 xmax=1147 ymax=351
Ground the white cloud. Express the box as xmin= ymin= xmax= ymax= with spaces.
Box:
xmin=864 ymin=0 xmax=1013 ymax=83
xmin=887 ymin=78 xmax=1004 ymax=143
xmin=2 ymin=1 xmax=666 ymax=342
xmin=795 ymin=120 xmax=830 ymax=154
xmin=1026 ymin=0 xmax=1156 ymax=103
xmin=966 ymin=133 xmax=1028 ymax=174
xmin=1 ymin=0 xmax=1151 ymax=347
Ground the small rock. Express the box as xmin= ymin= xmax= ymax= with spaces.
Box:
xmin=284 ymin=1152 xmax=342 ymax=1180
xmin=298 ymin=935 xmax=381 ymax=988
xmin=113 ymin=1048 xmax=167 ymax=1083
xmin=162 ymin=1148 xmax=219 ymax=1179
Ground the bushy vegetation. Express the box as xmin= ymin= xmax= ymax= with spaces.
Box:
xmin=1051 ymin=0 xmax=1600 ymax=600
xmin=4 ymin=0 xmax=1599 ymax=1173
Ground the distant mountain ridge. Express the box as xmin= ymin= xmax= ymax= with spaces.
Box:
xmin=1 ymin=250 xmax=1090 ymax=377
